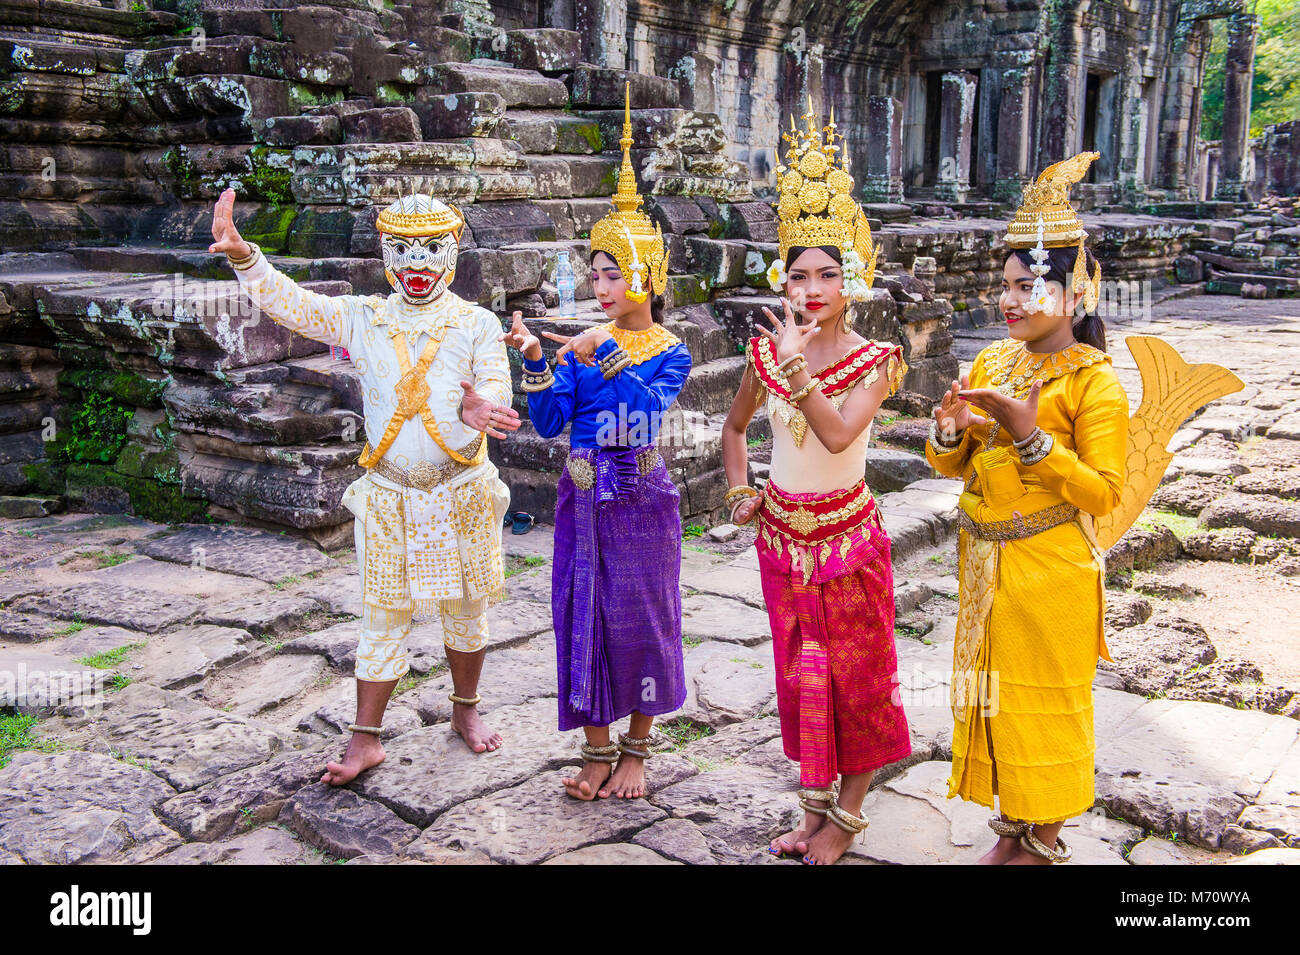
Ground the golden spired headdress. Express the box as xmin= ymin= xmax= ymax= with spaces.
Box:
xmin=375 ymin=186 xmax=465 ymax=239
xmin=588 ymin=83 xmax=668 ymax=303
xmin=1004 ymin=151 xmax=1101 ymax=313
xmin=769 ymin=97 xmax=877 ymax=300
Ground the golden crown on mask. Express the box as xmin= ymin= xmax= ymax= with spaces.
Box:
xmin=1003 ymin=151 xmax=1102 ymax=313
xmin=768 ymin=97 xmax=877 ymax=301
xmin=588 ymin=83 xmax=668 ymax=304
xmin=375 ymin=187 xmax=465 ymax=239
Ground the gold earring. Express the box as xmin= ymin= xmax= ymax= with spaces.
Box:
xmin=843 ymin=308 xmax=853 ymax=334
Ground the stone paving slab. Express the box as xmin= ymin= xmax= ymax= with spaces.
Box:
xmin=90 ymin=682 xmax=305 ymax=791
xmin=542 ymin=843 xmax=678 ymax=864
xmin=0 ymin=750 xmax=181 ymax=864
xmin=280 ymin=785 xmax=421 ymax=860
xmin=211 ymin=653 xmax=330 ymax=717
xmin=12 ymin=583 xmax=202 ymax=633
xmin=0 ymin=644 xmax=109 ymax=711
xmin=648 ymin=738 xmax=796 ymax=864
xmin=131 ymin=624 xmax=257 ymax=690
xmin=410 ymin=637 xmax=557 ymax=724
xmin=150 ymin=825 xmax=327 ymax=865
xmin=352 ymin=698 xmax=585 ymax=827
xmin=198 ymin=593 xmax=324 ymax=636
xmin=135 ymin=524 xmax=336 ymax=581
xmin=159 ymin=742 xmax=337 ymax=842
xmin=408 ymin=770 xmax=668 ymax=865
xmin=678 ymin=639 xmax=776 ymax=727
xmin=680 ymin=592 xmax=771 ymax=645
xmin=851 ymin=760 xmax=1138 ymax=865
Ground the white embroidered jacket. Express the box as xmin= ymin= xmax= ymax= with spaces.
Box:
xmin=232 ymin=253 xmax=512 ymax=608
xmin=232 ymin=253 xmax=512 ymax=469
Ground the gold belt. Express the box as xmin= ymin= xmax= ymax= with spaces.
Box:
xmin=565 ymin=446 xmax=662 ymax=491
xmin=958 ymin=501 xmax=1079 ymax=541
xmin=363 ymin=434 xmax=484 ymax=493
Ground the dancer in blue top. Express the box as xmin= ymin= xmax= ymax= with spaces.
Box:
xmin=500 ymin=83 xmax=692 ymax=803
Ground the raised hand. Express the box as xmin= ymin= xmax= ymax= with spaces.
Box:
xmin=543 ymin=325 xmax=613 ymax=367
xmin=933 ymin=374 xmax=976 ymax=438
xmin=208 ymin=188 xmax=252 ymax=260
xmin=759 ymin=297 xmax=820 ymax=363
xmin=957 ymin=379 xmax=1042 ymax=444
xmin=498 ymin=310 xmax=543 ymax=362
xmin=460 ymin=380 xmax=521 ymax=440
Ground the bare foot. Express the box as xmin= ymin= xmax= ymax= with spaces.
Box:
xmin=802 ymin=817 xmax=859 ymax=865
xmin=1004 ymin=843 xmax=1054 ymax=865
xmin=606 ymin=754 xmax=646 ymax=799
xmin=451 ymin=702 xmax=502 ymax=754
xmin=562 ymin=760 xmax=613 ymax=801
xmin=770 ymin=806 xmax=827 ymax=858
xmin=320 ymin=733 xmax=386 ymax=786
xmin=978 ymin=836 xmax=1023 ymax=865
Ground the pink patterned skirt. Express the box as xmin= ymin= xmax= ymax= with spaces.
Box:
xmin=755 ymin=479 xmax=912 ymax=788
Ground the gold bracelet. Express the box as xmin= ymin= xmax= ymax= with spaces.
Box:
xmin=601 ymin=354 xmax=633 ymax=380
xmin=227 ymin=242 xmax=261 ymax=271
xmin=789 ymin=378 xmax=822 ymax=403
xmin=780 ymin=357 xmax=808 ymax=378
xmin=776 ymin=352 xmax=806 ymax=374
xmin=724 ymin=485 xmax=759 ymax=507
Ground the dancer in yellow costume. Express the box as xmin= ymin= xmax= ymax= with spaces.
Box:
xmin=926 ymin=153 xmax=1241 ymax=864
xmin=209 ymin=185 xmax=521 ymax=784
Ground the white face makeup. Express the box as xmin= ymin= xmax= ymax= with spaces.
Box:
xmin=381 ymin=232 xmax=459 ymax=303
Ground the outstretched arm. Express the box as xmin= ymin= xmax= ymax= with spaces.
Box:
xmin=459 ymin=310 xmax=520 ymax=439
xmin=210 ymin=188 xmax=354 ymax=349
xmin=501 ymin=311 xmax=576 ymax=439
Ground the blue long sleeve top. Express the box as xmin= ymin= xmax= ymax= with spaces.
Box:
xmin=524 ymin=334 xmax=692 ymax=448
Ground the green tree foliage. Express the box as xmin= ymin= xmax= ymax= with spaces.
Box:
xmin=1201 ymin=1 xmax=1300 ymax=139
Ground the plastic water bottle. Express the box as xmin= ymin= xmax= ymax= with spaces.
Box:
xmin=556 ymin=250 xmax=575 ymax=318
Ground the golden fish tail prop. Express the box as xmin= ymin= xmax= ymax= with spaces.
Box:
xmin=1094 ymin=335 xmax=1244 ymax=551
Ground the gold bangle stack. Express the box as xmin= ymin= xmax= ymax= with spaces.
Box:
xmin=521 ymin=366 xmax=554 ymax=392
xmin=227 ymin=242 xmax=261 ymax=271
xmin=775 ymin=352 xmax=806 ymax=375
xmin=789 ymin=378 xmax=822 ymax=403
xmin=1015 ymin=428 xmax=1053 ymax=465
xmin=780 ymin=356 xmax=808 ymax=378
xmin=600 ymin=348 xmax=632 ymax=380
xmin=724 ymin=484 xmax=759 ymax=509
xmin=928 ymin=418 xmax=965 ymax=452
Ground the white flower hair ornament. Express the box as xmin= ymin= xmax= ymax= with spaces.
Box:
xmin=1022 ymin=216 xmax=1058 ymax=316
xmin=766 ymin=258 xmax=787 ymax=292
xmin=621 ymin=224 xmax=649 ymax=303
xmin=841 ymin=247 xmax=872 ymax=303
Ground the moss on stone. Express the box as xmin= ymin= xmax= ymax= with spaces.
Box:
xmin=578 ymin=122 xmax=603 ymax=153
xmin=238 ymin=205 xmax=299 ymax=254
xmin=67 ymin=464 xmax=209 ymax=525
xmin=163 ymin=146 xmax=198 ymax=186
xmin=288 ymin=84 xmax=344 ymax=110
xmin=58 ymin=368 xmax=166 ymax=409
xmin=246 ymin=146 xmax=293 ymax=205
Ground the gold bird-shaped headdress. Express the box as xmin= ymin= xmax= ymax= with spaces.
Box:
xmin=588 ymin=83 xmax=669 ymax=303
xmin=1004 ymin=151 xmax=1102 ymax=313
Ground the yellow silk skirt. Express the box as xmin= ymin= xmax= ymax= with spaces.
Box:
xmin=949 ymin=492 xmax=1111 ymax=824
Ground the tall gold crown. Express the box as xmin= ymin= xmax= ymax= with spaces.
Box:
xmin=1004 ymin=151 xmax=1102 ymax=313
xmin=773 ymin=97 xmax=876 ymax=286
xmin=588 ymin=83 xmax=668 ymax=303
